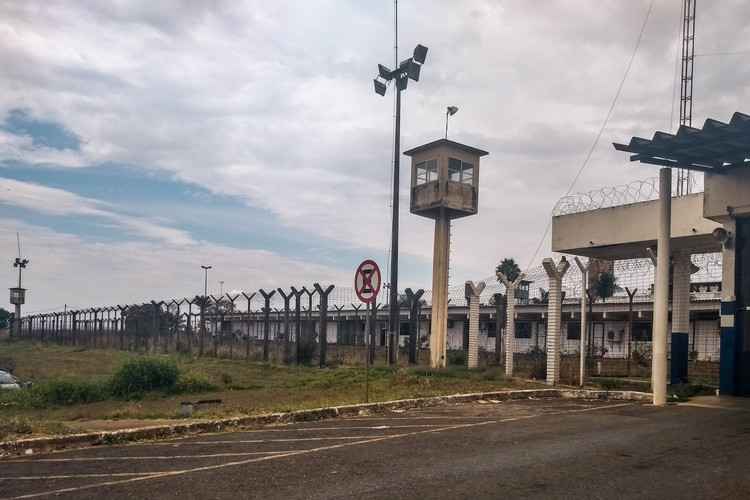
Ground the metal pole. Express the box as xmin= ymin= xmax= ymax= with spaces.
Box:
xmin=365 ymin=301 xmax=370 ymax=403
xmin=653 ymin=168 xmax=672 ymax=406
xmin=388 ymin=87 xmax=401 ymax=366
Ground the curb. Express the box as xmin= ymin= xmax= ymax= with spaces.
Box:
xmin=0 ymin=388 xmax=651 ymax=458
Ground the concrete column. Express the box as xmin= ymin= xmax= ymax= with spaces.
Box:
xmin=465 ymin=281 xmax=486 ymax=369
xmin=543 ymin=257 xmax=570 ymax=385
xmin=719 ymin=218 xmax=737 ymax=395
xmin=671 ymin=250 xmax=692 ymax=384
xmin=497 ymin=271 xmax=527 ymax=377
xmin=430 ymin=213 xmax=451 ymax=368
xmin=653 ymin=168 xmax=672 ymax=406
xmin=574 ymin=257 xmax=590 ymax=387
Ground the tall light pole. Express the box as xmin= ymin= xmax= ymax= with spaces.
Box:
xmin=445 ymin=106 xmax=458 ymax=139
xmin=10 ymin=257 xmax=29 ymax=338
xmin=373 ymin=43 xmax=428 ymax=365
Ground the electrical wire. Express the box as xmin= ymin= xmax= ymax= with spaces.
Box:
xmin=521 ymin=0 xmax=655 ymax=272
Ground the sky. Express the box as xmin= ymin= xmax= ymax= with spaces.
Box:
xmin=1 ymin=0 xmax=749 ymax=313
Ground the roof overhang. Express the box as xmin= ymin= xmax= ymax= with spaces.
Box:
xmin=613 ymin=112 xmax=750 ymax=173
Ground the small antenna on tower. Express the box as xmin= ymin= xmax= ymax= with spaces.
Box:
xmin=17 ymin=232 xmax=21 ymax=259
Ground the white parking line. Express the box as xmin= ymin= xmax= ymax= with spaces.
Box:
xmin=0 ymin=473 xmax=163 ymax=481
xmin=2 ymin=451 xmax=287 ymax=464
xmin=3 ymin=402 xmax=634 ymax=499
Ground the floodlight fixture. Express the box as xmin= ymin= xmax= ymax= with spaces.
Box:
xmin=445 ymin=106 xmax=459 ymax=139
xmin=413 ymin=44 xmax=428 ymax=64
xmin=405 ymin=59 xmax=421 ymax=82
xmin=378 ymin=64 xmax=393 ymax=80
xmin=374 ymin=78 xmax=387 ymax=96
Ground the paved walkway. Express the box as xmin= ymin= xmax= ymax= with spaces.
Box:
xmin=1 ymin=397 xmax=748 ymax=499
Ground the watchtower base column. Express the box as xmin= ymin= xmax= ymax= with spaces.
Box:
xmin=430 ymin=213 xmax=451 ymax=368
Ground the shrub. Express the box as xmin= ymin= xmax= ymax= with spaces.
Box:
xmin=4 ymin=380 xmax=110 ymax=408
xmin=176 ymin=374 xmax=218 ymax=394
xmin=447 ymin=350 xmax=466 ymax=366
xmin=110 ymin=358 xmax=179 ymax=399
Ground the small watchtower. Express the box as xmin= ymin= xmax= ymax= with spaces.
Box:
xmin=405 ymin=139 xmax=488 ymax=220
xmin=404 ymin=139 xmax=489 ymax=368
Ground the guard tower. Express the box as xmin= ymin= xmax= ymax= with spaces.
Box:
xmin=404 ymin=138 xmax=489 ymax=368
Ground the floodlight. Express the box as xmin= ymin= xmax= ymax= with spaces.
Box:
xmin=396 ymin=74 xmax=408 ymax=91
xmin=447 ymin=106 xmax=459 ymax=116
xmin=406 ymin=59 xmax=421 ymax=81
xmin=378 ymin=64 xmax=393 ymax=80
xmin=413 ymin=44 xmax=428 ymax=64
xmin=374 ymin=78 xmax=387 ymax=96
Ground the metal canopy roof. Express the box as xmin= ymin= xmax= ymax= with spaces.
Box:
xmin=613 ymin=112 xmax=750 ymax=173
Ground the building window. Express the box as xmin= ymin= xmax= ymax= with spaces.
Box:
xmin=516 ymin=321 xmax=532 ymax=339
xmin=416 ymin=159 xmax=438 ymax=185
xmin=487 ymin=321 xmax=497 ymax=337
xmin=567 ymin=322 xmax=581 ymax=340
xmin=448 ymin=158 xmax=474 ymax=184
xmin=632 ymin=322 xmax=652 ymax=341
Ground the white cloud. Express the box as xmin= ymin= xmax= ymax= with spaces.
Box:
xmin=0 ymin=218 xmax=349 ymax=311
xmin=0 ymin=178 xmax=195 ymax=245
xmin=1 ymin=0 xmax=749 ymax=301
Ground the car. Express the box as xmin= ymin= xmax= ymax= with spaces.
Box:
xmin=0 ymin=369 xmax=21 ymax=390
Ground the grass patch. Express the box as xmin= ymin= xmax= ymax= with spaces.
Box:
xmin=0 ymin=341 xmax=541 ymax=437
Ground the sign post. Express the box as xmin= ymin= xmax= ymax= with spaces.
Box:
xmin=355 ymin=259 xmax=381 ymax=403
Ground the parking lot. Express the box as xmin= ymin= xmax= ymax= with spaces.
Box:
xmin=1 ymin=396 xmax=749 ymax=499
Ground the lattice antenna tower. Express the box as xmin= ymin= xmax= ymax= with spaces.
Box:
xmin=676 ymin=0 xmax=696 ymax=196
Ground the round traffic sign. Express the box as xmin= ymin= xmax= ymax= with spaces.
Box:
xmin=354 ymin=259 xmax=381 ymax=304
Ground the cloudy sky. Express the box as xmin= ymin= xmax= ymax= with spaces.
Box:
xmin=1 ymin=0 xmax=749 ymax=312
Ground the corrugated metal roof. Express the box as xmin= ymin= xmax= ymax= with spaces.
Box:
xmin=613 ymin=112 xmax=750 ymax=172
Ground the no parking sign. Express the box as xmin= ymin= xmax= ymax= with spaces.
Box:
xmin=354 ymin=259 xmax=381 ymax=304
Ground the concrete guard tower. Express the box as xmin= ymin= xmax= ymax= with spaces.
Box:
xmin=404 ymin=139 xmax=489 ymax=368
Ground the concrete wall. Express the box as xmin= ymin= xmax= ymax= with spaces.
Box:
xmin=552 ymin=193 xmax=720 ymax=258
xmin=704 ymin=168 xmax=750 ymax=221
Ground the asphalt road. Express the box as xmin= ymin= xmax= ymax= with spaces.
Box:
xmin=2 ymin=396 xmax=749 ymax=499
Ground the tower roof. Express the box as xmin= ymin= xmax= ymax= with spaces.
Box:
xmin=403 ymin=138 xmax=489 ymax=157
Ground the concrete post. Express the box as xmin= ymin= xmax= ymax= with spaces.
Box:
xmin=543 ymin=257 xmax=570 ymax=385
xmin=497 ymin=271 xmax=527 ymax=377
xmin=653 ymin=167 xmax=672 ymax=406
xmin=464 ymin=281 xmax=486 ymax=369
xmin=671 ymin=250 xmax=693 ymax=384
xmin=314 ymin=283 xmax=335 ymax=368
xmin=574 ymin=257 xmax=590 ymax=387
xmin=259 ymin=289 xmax=276 ymax=362
xmin=430 ymin=212 xmax=451 ymax=368
xmin=719 ymin=218 xmax=737 ymax=395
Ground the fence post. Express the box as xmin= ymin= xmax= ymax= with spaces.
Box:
xmin=405 ymin=288 xmax=425 ymax=365
xmin=291 ymin=287 xmax=304 ymax=364
xmin=277 ymin=289 xmax=294 ymax=364
xmin=259 ymin=289 xmax=276 ymax=362
xmin=496 ymin=271 xmax=527 ymax=377
xmin=241 ymin=292 xmax=256 ymax=361
xmin=370 ymin=303 xmax=382 ymax=364
xmin=314 ymin=284 xmax=335 ymax=368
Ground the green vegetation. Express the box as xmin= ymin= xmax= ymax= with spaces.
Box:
xmin=110 ymin=358 xmax=180 ymax=398
xmin=495 ymin=257 xmax=521 ymax=282
xmin=0 ymin=341 xmax=538 ymax=440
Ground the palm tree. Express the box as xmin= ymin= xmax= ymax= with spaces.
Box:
xmin=496 ymin=258 xmax=521 ymax=282
xmin=593 ymin=271 xmax=618 ymax=302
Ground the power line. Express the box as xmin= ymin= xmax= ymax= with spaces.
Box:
xmin=521 ymin=0 xmax=655 ymax=272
